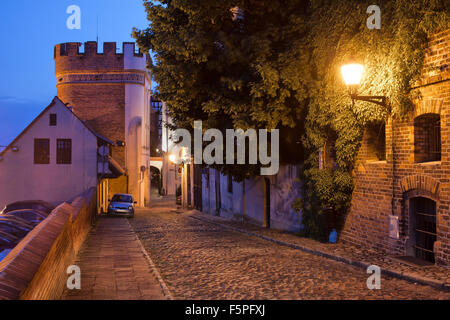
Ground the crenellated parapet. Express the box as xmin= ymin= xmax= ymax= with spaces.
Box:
xmin=54 ymin=42 xmax=151 ymax=81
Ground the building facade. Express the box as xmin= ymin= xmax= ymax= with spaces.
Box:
xmin=54 ymin=41 xmax=152 ymax=207
xmin=182 ymin=164 xmax=302 ymax=232
xmin=181 ymin=30 xmax=450 ymax=266
xmin=341 ymin=30 xmax=450 ymax=266
xmin=0 ymin=97 xmax=118 ymax=209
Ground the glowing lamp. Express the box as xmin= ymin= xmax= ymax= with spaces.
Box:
xmin=169 ymin=154 xmax=176 ymax=163
xmin=341 ymin=63 xmax=364 ymax=86
xmin=340 ymin=62 xmax=387 ymax=108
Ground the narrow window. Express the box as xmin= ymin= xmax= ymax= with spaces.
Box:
xmin=414 ymin=114 xmax=441 ymax=163
xmin=60 ymin=44 xmax=68 ymax=56
xmin=227 ymin=174 xmax=233 ymax=193
xmin=57 ymin=139 xmax=72 ymax=164
xmin=49 ymin=114 xmax=57 ymax=126
xmin=34 ymin=139 xmax=50 ymax=164
xmin=365 ymin=122 xmax=386 ymax=161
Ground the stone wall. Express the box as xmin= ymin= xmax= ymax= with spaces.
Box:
xmin=341 ymin=30 xmax=450 ymax=265
xmin=0 ymin=188 xmax=97 ymax=300
xmin=201 ymin=165 xmax=302 ymax=232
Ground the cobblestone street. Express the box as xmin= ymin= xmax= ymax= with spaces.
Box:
xmin=129 ymin=198 xmax=450 ymax=300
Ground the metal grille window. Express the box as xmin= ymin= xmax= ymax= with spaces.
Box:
xmin=34 ymin=139 xmax=50 ymax=164
xmin=411 ymin=197 xmax=437 ymax=263
xmin=56 ymin=139 xmax=72 ymax=164
xmin=414 ymin=114 xmax=441 ymax=163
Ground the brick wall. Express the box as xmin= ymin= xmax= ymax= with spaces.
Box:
xmin=0 ymin=188 xmax=97 ymax=300
xmin=54 ymin=42 xmax=133 ymax=195
xmin=57 ymin=84 xmax=126 ymax=166
xmin=341 ymin=30 xmax=450 ymax=266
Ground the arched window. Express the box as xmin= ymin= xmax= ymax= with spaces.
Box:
xmin=414 ymin=114 xmax=441 ymax=163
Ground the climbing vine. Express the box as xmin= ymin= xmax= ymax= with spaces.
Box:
xmin=294 ymin=0 xmax=449 ymax=240
xmin=135 ymin=0 xmax=449 ymax=240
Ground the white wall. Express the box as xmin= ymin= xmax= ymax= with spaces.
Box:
xmin=162 ymin=157 xmax=180 ymax=196
xmin=201 ymin=165 xmax=303 ymax=232
xmin=0 ymin=99 xmax=98 ymax=209
xmin=160 ymin=102 xmax=182 ymax=196
xmin=124 ymin=45 xmax=151 ymax=207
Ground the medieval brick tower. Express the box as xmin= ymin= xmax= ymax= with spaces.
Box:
xmin=54 ymin=41 xmax=152 ymax=207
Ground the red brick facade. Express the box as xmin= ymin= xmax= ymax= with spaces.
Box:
xmin=341 ymin=30 xmax=450 ymax=266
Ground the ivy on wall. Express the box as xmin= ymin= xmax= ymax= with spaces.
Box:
xmin=295 ymin=0 xmax=449 ymax=240
xmin=134 ymin=0 xmax=449 ymax=240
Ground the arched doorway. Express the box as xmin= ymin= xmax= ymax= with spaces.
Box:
xmin=409 ymin=197 xmax=437 ymax=263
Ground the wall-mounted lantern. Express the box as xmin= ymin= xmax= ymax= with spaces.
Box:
xmin=341 ymin=61 xmax=387 ymax=108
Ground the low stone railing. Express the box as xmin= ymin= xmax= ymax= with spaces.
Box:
xmin=0 ymin=188 xmax=97 ymax=300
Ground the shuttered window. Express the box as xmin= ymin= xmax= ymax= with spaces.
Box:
xmin=34 ymin=139 xmax=50 ymax=164
xmin=49 ymin=114 xmax=57 ymax=126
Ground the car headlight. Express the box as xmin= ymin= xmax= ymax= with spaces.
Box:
xmin=128 ymin=206 xmax=133 ymax=210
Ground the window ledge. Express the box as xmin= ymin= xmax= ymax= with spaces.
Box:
xmin=365 ymin=160 xmax=387 ymax=164
xmin=414 ymin=161 xmax=441 ymax=166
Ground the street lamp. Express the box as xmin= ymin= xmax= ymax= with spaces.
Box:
xmin=341 ymin=62 xmax=387 ymax=107
xmin=169 ymin=154 xmax=176 ymax=163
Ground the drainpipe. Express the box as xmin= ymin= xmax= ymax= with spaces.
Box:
xmin=242 ymin=180 xmax=246 ymax=223
xmin=391 ymin=114 xmax=396 ymax=225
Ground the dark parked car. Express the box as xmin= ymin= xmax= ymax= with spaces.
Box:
xmin=0 ymin=215 xmax=36 ymax=229
xmin=108 ymin=194 xmax=136 ymax=218
xmin=0 ymin=220 xmax=32 ymax=238
xmin=0 ymin=201 xmax=53 ymax=252
xmin=1 ymin=200 xmax=55 ymax=215
xmin=3 ymin=209 xmax=48 ymax=225
xmin=0 ymin=230 xmax=21 ymax=250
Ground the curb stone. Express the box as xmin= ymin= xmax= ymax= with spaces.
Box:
xmin=126 ymin=219 xmax=174 ymax=300
xmin=189 ymin=214 xmax=449 ymax=292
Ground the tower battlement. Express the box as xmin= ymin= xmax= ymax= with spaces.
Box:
xmin=54 ymin=41 xmax=144 ymax=58
xmin=54 ymin=42 xmax=150 ymax=75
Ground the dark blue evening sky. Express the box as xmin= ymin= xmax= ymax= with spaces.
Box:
xmin=0 ymin=0 xmax=152 ymax=147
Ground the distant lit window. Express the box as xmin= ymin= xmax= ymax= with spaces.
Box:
xmin=34 ymin=139 xmax=50 ymax=164
xmin=57 ymin=139 xmax=72 ymax=164
xmin=50 ymin=114 xmax=57 ymax=126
